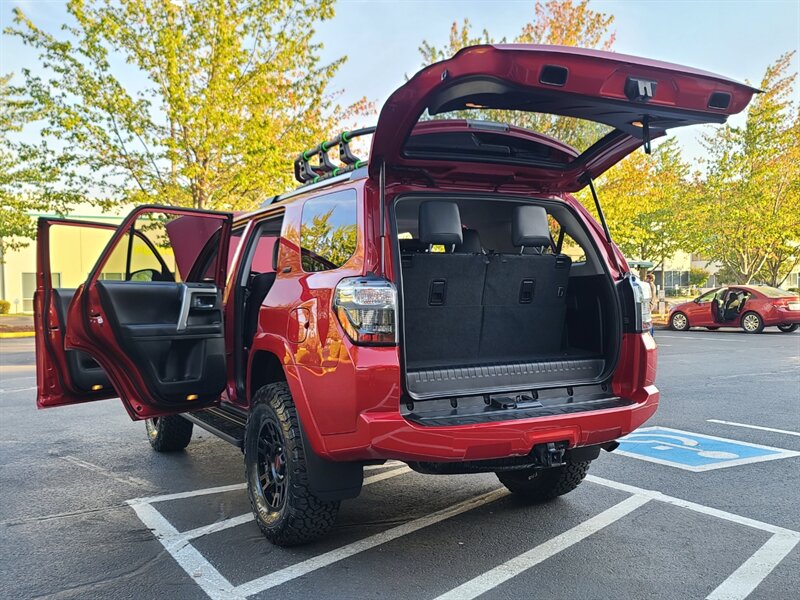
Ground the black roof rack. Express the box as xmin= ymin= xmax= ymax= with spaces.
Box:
xmin=293 ymin=126 xmax=376 ymax=185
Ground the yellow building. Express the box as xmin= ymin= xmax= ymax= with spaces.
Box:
xmin=0 ymin=203 xmax=129 ymax=313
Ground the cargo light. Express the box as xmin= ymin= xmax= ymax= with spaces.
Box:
xmin=334 ymin=275 xmax=398 ymax=345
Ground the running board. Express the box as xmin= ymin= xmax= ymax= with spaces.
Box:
xmin=181 ymin=406 xmax=247 ymax=448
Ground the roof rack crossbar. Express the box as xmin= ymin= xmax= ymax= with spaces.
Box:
xmin=294 ymin=126 xmax=376 ymax=184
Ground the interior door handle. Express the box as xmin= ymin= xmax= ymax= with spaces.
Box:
xmin=177 ymin=285 xmax=218 ymax=331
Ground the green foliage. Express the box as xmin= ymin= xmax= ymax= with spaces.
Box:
xmin=417 ymin=1 xmax=615 ymax=150
xmin=1 ymin=73 xmax=84 ymax=257
xmin=7 ymin=0 xmax=371 ymax=211
xmin=691 ymin=52 xmax=799 ymax=285
xmin=575 ymin=137 xmax=693 ymax=267
xmin=688 ymin=267 xmax=710 ymax=287
xmin=300 ymin=209 xmax=357 ymax=271
xmin=0 ymin=299 xmax=10 ymax=314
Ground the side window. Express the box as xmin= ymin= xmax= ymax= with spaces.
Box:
xmin=101 ymin=212 xmax=225 ymax=283
xmin=300 ymin=189 xmax=358 ymax=272
xmin=48 ymin=223 xmax=115 ymax=289
xmin=548 ymin=215 xmax=586 ymax=262
xmin=697 ymin=289 xmax=719 ymax=303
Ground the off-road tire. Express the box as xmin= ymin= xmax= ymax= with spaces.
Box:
xmin=777 ymin=323 xmax=798 ymax=333
xmin=670 ymin=312 xmax=690 ymax=331
xmin=496 ymin=460 xmax=590 ymax=502
xmin=741 ymin=311 xmax=764 ymax=334
xmin=145 ymin=416 xmax=193 ymax=452
xmin=244 ymin=383 xmax=340 ymax=546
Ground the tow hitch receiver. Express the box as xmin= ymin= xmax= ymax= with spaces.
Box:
xmin=533 ymin=442 xmax=568 ymax=468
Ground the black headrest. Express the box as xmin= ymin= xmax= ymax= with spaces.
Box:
xmin=455 ymin=229 xmax=482 ymax=253
xmin=419 ymin=201 xmax=463 ymax=246
xmin=399 ymin=238 xmax=426 ymax=254
xmin=512 ymin=205 xmax=551 ymax=248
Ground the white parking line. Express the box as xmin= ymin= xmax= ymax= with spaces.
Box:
xmin=708 ymin=419 xmax=800 ymax=438
xmin=129 ymin=502 xmax=240 ymax=600
xmin=0 ymin=386 xmax=37 ymax=394
xmin=61 ymin=455 xmax=153 ymax=489
xmin=433 ymin=495 xmax=651 ymax=600
xmin=128 ymin=471 xmax=800 ymax=600
xmin=234 ymin=488 xmax=509 ymax=597
xmin=178 ymin=467 xmax=413 ymax=542
xmin=706 ymin=533 xmax=800 ymax=600
xmin=586 ymin=475 xmax=799 ymax=537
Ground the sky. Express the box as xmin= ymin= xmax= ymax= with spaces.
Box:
xmin=2 ymin=0 xmax=799 ymax=166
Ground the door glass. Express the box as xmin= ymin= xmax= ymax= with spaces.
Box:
xmin=100 ymin=211 xmax=226 ymax=283
xmin=300 ymin=190 xmax=358 ymax=272
xmin=48 ymin=223 xmax=115 ymax=288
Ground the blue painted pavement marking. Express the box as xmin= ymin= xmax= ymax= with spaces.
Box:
xmin=615 ymin=426 xmax=800 ymax=472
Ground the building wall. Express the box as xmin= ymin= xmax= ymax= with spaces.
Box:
xmin=0 ymin=204 xmax=128 ymax=313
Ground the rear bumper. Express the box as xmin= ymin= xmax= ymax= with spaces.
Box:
xmin=301 ymin=333 xmax=659 ymax=462
xmin=321 ymin=387 xmax=658 ymax=462
xmin=764 ymin=308 xmax=800 ymax=326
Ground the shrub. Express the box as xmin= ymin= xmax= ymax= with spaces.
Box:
xmin=688 ymin=267 xmax=710 ymax=287
xmin=0 ymin=300 xmax=10 ymax=314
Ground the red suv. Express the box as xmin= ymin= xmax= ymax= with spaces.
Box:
xmin=34 ymin=45 xmax=756 ymax=545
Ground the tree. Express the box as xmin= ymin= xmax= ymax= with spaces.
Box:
xmin=0 ymin=73 xmax=83 ymax=258
xmin=417 ymin=0 xmax=616 ymax=149
xmin=576 ymin=137 xmax=694 ymax=269
xmin=693 ymin=52 xmax=800 ymax=285
xmin=7 ymin=0 xmax=370 ymax=212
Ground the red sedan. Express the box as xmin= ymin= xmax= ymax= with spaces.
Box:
xmin=669 ymin=285 xmax=800 ymax=334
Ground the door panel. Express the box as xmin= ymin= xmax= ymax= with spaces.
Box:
xmin=93 ymin=281 xmax=225 ymax=405
xmin=52 ymin=288 xmax=112 ymax=392
xmin=36 ymin=206 xmax=232 ymax=419
xmin=35 ymin=219 xmax=119 ymax=409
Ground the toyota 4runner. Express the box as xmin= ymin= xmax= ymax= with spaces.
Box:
xmin=34 ymin=45 xmax=757 ymax=545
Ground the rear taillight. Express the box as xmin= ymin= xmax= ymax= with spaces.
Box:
xmin=632 ymin=277 xmax=652 ymax=332
xmin=334 ymin=275 xmax=398 ymax=345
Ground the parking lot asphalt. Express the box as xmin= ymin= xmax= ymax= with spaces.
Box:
xmin=1 ymin=329 xmax=799 ymax=600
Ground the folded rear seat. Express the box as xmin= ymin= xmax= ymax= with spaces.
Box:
xmin=480 ymin=205 xmax=571 ymax=357
xmin=401 ymin=201 xmax=487 ymax=367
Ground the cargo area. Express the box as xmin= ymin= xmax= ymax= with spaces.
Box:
xmin=394 ymin=196 xmax=622 ymax=403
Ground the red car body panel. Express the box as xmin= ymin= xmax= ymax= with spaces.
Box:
xmin=369 ymin=44 xmax=758 ymax=191
xmin=36 ymin=45 xmax=765 ymax=464
xmin=669 ymin=286 xmax=800 ymax=330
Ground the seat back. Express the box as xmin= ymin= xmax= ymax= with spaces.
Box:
xmin=402 ymin=201 xmax=487 ymax=366
xmin=481 ymin=205 xmax=571 ymax=357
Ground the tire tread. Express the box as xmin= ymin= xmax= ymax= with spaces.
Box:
xmin=245 ymin=383 xmax=339 ymax=546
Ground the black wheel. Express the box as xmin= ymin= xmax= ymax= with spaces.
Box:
xmin=496 ymin=460 xmax=590 ymax=502
xmin=244 ymin=383 xmax=339 ymax=546
xmin=777 ymin=323 xmax=799 ymax=333
xmin=145 ymin=416 xmax=193 ymax=452
xmin=706 ymin=326 xmax=720 ymax=331
xmin=670 ymin=312 xmax=690 ymax=331
xmin=741 ymin=311 xmax=764 ymax=334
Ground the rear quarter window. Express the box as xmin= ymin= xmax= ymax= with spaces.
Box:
xmin=300 ymin=189 xmax=358 ymax=272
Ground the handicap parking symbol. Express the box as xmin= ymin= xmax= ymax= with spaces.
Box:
xmin=616 ymin=426 xmax=800 ymax=472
